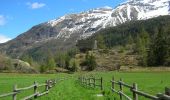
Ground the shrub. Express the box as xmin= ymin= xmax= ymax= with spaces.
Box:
xmin=69 ymin=59 xmax=79 ymax=72
xmin=83 ymin=52 xmax=97 ymax=71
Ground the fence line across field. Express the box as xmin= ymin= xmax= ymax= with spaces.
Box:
xmin=0 ymin=78 xmax=63 ymax=100
xmin=78 ymin=76 xmax=103 ymax=90
xmin=111 ymin=76 xmax=170 ymax=100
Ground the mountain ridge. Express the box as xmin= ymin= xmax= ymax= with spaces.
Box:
xmin=0 ymin=0 xmax=169 ymax=59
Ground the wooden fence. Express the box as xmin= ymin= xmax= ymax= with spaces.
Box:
xmin=0 ymin=78 xmax=62 ymax=100
xmin=78 ymin=76 xmax=103 ymax=90
xmin=111 ymin=76 xmax=170 ymax=100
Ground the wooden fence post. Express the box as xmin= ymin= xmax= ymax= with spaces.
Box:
xmin=82 ymin=77 xmax=83 ymax=85
xmin=89 ymin=78 xmax=91 ymax=87
xmin=34 ymin=81 xmax=38 ymax=98
xmin=52 ymin=79 xmax=54 ymax=86
xmin=45 ymin=80 xmax=49 ymax=92
xmin=133 ymin=83 xmax=138 ymax=100
xmin=83 ymin=76 xmax=85 ymax=85
xmin=54 ymin=79 xmax=57 ymax=85
xmin=85 ymin=77 xmax=88 ymax=86
xmin=119 ymin=78 xmax=123 ymax=100
xmin=94 ymin=77 xmax=96 ymax=88
xmin=13 ymin=84 xmax=17 ymax=100
xmin=87 ymin=78 xmax=88 ymax=86
xmin=49 ymin=80 xmax=51 ymax=88
xmin=81 ymin=77 xmax=82 ymax=84
xmin=112 ymin=76 xmax=115 ymax=93
xmin=88 ymin=78 xmax=90 ymax=87
xmin=101 ymin=77 xmax=103 ymax=90
xmin=84 ymin=78 xmax=85 ymax=86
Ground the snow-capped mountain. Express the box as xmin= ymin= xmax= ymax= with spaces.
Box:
xmin=42 ymin=0 xmax=170 ymax=40
xmin=0 ymin=0 xmax=169 ymax=57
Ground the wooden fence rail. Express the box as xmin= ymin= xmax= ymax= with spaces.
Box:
xmin=0 ymin=78 xmax=62 ymax=100
xmin=111 ymin=76 xmax=170 ymax=100
xmin=78 ymin=76 xmax=103 ymax=90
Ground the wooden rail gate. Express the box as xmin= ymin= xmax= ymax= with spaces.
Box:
xmin=78 ymin=76 xmax=103 ymax=90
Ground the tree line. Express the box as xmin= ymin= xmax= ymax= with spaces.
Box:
xmin=77 ymin=15 xmax=170 ymax=67
xmin=21 ymin=48 xmax=97 ymax=73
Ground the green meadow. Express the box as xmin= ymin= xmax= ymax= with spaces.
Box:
xmin=0 ymin=72 xmax=170 ymax=100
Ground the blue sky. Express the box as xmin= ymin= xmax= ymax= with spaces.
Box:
xmin=0 ymin=0 xmax=126 ymax=43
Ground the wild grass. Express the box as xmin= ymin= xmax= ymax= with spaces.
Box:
xmin=0 ymin=71 xmax=170 ymax=100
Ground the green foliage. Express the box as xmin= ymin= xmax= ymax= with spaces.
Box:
xmin=77 ymin=16 xmax=170 ymax=67
xmin=128 ymin=34 xmax=134 ymax=45
xmin=125 ymin=35 xmax=134 ymax=51
xmin=67 ymin=48 xmax=79 ymax=58
xmin=118 ymin=46 xmax=125 ymax=53
xmin=65 ymin=55 xmax=71 ymax=70
xmin=55 ymin=52 xmax=66 ymax=68
xmin=54 ymin=48 xmax=79 ymax=71
xmin=21 ymin=54 xmax=33 ymax=65
xmin=148 ymin=28 xmax=169 ymax=66
xmin=69 ymin=59 xmax=79 ymax=72
xmin=164 ymin=33 xmax=170 ymax=66
xmin=1 ymin=72 xmax=170 ymax=99
xmin=47 ymin=57 xmax=56 ymax=70
xmin=39 ymin=50 xmax=57 ymax=72
xmin=0 ymin=54 xmax=13 ymax=71
xmin=136 ymin=29 xmax=150 ymax=66
xmin=40 ymin=64 xmax=47 ymax=73
xmin=96 ymin=34 xmax=106 ymax=49
xmin=83 ymin=52 xmax=97 ymax=71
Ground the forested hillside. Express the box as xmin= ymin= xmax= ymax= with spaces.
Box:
xmin=77 ymin=15 xmax=170 ymax=66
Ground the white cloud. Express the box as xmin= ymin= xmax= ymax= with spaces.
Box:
xmin=0 ymin=15 xmax=6 ymax=26
xmin=26 ymin=2 xmax=46 ymax=9
xmin=0 ymin=35 xmax=11 ymax=43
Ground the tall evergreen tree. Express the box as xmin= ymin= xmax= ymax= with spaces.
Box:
xmin=128 ymin=34 xmax=134 ymax=45
xmin=84 ymin=52 xmax=97 ymax=71
xmin=47 ymin=57 xmax=56 ymax=70
xmin=148 ymin=27 xmax=167 ymax=66
xmin=136 ymin=29 xmax=150 ymax=66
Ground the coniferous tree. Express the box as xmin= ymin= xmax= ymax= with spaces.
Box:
xmin=128 ymin=34 xmax=134 ymax=45
xmin=127 ymin=34 xmax=134 ymax=51
xmin=96 ymin=34 xmax=106 ymax=49
xmin=164 ymin=30 xmax=170 ymax=66
xmin=136 ymin=29 xmax=150 ymax=66
xmin=69 ymin=59 xmax=79 ymax=72
xmin=47 ymin=56 xmax=56 ymax=70
xmin=148 ymin=27 xmax=167 ymax=66
xmin=65 ymin=54 xmax=71 ymax=69
xmin=84 ymin=52 xmax=97 ymax=71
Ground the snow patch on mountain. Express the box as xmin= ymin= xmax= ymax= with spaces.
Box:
xmin=22 ymin=0 xmax=170 ymax=43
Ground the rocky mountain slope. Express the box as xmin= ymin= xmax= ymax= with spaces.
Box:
xmin=0 ymin=0 xmax=169 ymax=59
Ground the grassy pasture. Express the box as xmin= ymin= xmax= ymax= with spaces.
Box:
xmin=0 ymin=71 xmax=170 ymax=100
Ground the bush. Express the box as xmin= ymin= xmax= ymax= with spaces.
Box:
xmin=69 ymin=59 xmax=79 ymax=72
xmin=40 ymin=64 xmax=47 ymax=73
xmin=83 ymin=52 xmax=97 ymax=71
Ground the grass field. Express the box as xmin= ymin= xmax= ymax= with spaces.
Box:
xmin=0 ymin=71 xmax=170 ymax=100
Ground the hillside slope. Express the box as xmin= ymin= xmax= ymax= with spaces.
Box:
xmin=0 ymin=53 xmax=36 ymax=73
xmin=77 ymin=15 xmax=170 ymax=48
xmin=0 ymin=0 xmax=169 ymax=60
xmin=77 ymin=15 xmax=170 ymax=67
